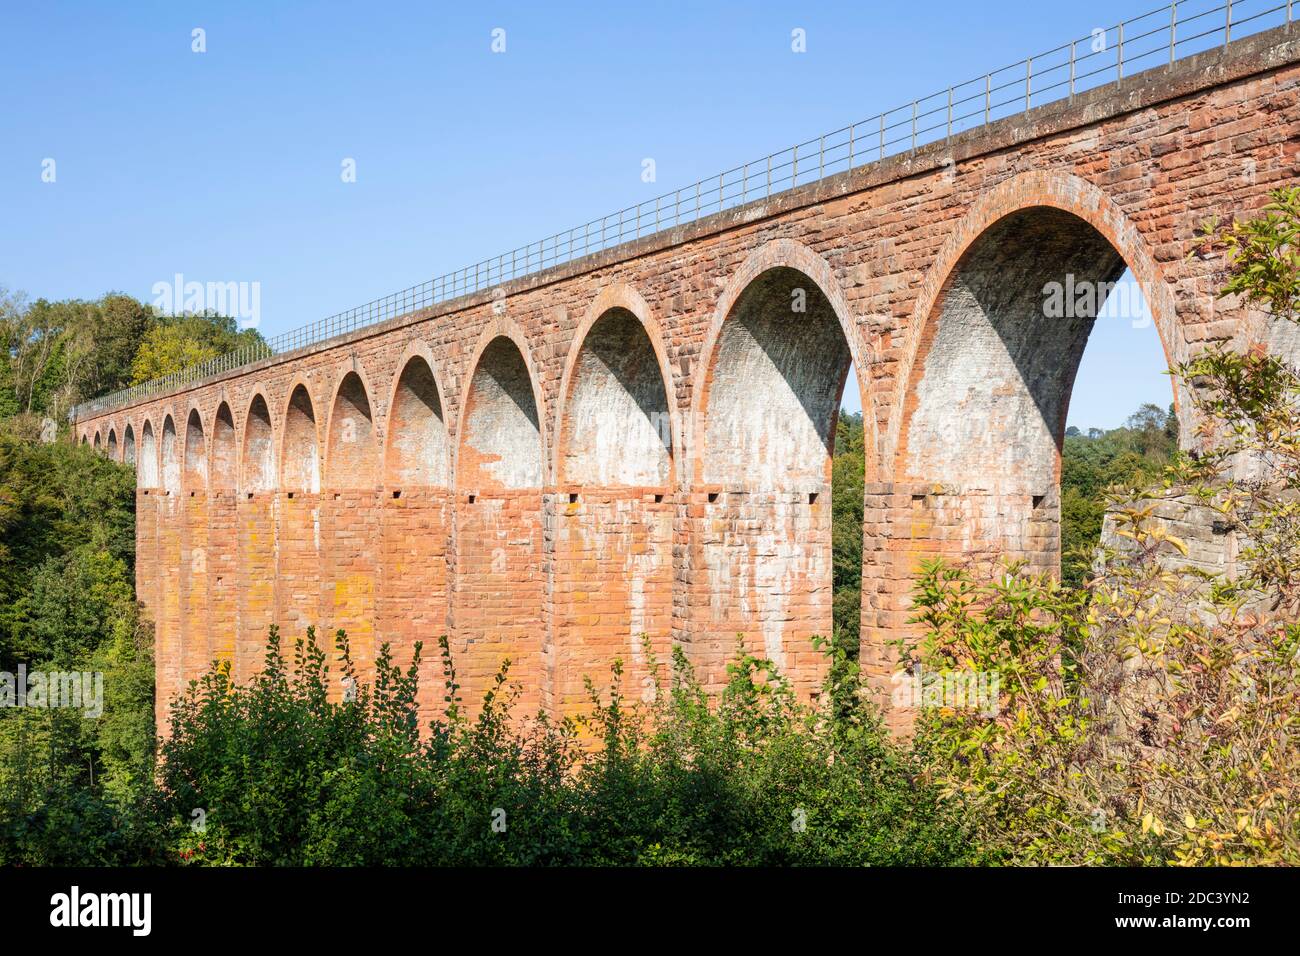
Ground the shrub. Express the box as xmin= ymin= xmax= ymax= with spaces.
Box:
xmin=153 ymin=628 xmax=980 ymax=866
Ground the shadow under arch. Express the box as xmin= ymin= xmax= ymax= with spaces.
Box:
xmin=210 ymin=402 xmax=237 ymax=490
xmin=886 ymin=170 xmax=1186 ymax=472
xmin=138 ymin=420 xmax=158 ymax=488
xmin=692 ymin=238 xmax=874 ymax=487
xmin=895 ymin=203 xmax=1179 ymax=491
xmin=556 ymin=285 xmax=676 ymax=489
xmin=280 ymin=382 xmax=321 ymax=493
xmin=160 ymin=414 xmax=181 ymax=494
xmin=384 ymin=344 xmax=452 ymax=488
xmin=323 ymin=367 xmax=379 ymax=490
xmin=184 ymin=408 xmax=207 ymax=491
xmin=241 ymin=392 xmax=276 ymax=493
xmin=455 ymin=325 xmax=546 ymax=491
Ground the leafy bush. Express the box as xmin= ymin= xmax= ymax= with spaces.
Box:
xmin=153 ymin=628 xmax=980 ymax=866
xmin=904 ymin=187 xmax=1300 ymax=866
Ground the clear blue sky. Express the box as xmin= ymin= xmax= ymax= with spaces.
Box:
xmin=1 ymin=0 xmax=1180 ymax=430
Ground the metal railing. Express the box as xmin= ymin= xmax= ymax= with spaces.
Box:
xmin=72 ymin=0 xmax=1295 ymax=421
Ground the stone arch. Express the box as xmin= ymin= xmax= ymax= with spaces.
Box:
xmin=93 ymin=431 xmax=102 ymax=451
xmin=123 ymin=423 xmax=136 ymax=467
xmin=324 ymin=366 xmax=378 ymax=490
xmin=280 ymin=381 xmax=320 ymax=493
xmin=138 ymin=420 xmax=158 ymax=488
xmin=893 ymin=185 xmax=1182 ymax=489
xmin=687 ymin=241 xmax=865 ymax=690
xmin=691 ymin=254 xmax=863 ymax=489
xmin=383 ymin=344 xmax=451 ymax=488
xmin=455 ymin=323 xmax=546 ymax=491
xmin=887 ymin=170 xmax=1185 ymax=471
xmin=161 ymin=414 xmax=181 ymax=494
xmin=556 ymin=284 xmax=676 ymax=488
xmin=210 ymin=401 xmax=237 ymax=490
xmin=695 ymin=243 xmax=864 ymax=491
xmin=106 ymin=428 xmax=118 ymax=460
xmin=241 ymin=392 xmax=276 ymax=493
xmin=184 ymin=408 xmax=207 ymax=491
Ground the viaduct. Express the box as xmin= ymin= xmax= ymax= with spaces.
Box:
xmin=72 ymin=17 xmax=1300 ymax=732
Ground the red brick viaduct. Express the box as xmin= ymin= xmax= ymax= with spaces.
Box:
xmin=73 ymin=25 xmax=1300 ymax=732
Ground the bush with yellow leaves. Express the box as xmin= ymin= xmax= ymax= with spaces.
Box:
xmin=905 ymin=187 xmax=1300 ymax=865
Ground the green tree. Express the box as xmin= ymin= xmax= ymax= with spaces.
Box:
xmin=129 ymin=313 xmax=266 ymax=385
xmin=831 ymin=412 xmax=865 ymax=654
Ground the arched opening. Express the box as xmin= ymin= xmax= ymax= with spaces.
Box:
xmin=561 ymin=308 xmax=671 ymax=487
xmin=161 ymin=416 xmax=181 ymax=494
xmin=210 ymin=403 xmax=237 ymax=490
xmin=380 ymin=354 xmax=452 ymax=721
xmin=281 ymin=384 xmax=320 ymax=493
xmin=896 ymin=206 xmax=1178 ymax=579
xmin=241 ymin=394 xmax=275 ymax=493
xmin=454 ymin=333 xmax=545 ymax=714
xmin=138 ymin=421 xmax=158 ymax=487
xmin=703 ymin=267 xmax=851 ymax=489
xmin=123 ymin=424 xmax=136 ymax=467
xmin=325 ymin=371 xmax=377 ymax=489
xmin=458 ymin=337 xmax=543 ymax=490
xmin=93 ymin=431 xmax=101 ymax=451
xmin=184 ymin=409 xmax=207 ymax=491
xmin=697 ymin=265 xmax=857 ymax=692
xmin=107 ymin=429 xmax=118 ymax=460
xmin=552 ymin=306 xmax=675 ymax=716
xmin=278 ymin=384 xmax=321 ymax=645
xmin=237 ymin=393 xmax=276 ymax=682
xmin=384 ymin=355 xmax=450 ymax=487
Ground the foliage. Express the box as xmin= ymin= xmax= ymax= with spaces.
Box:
xmin=129 ymin=313 xmax=267 ymax=386
xmin=832 ymin=411 xmax=865 ymax=653
xmin=147 ymin=629 xmax=978 ymax=866
xmin=0 ymin=289 xmax=266 ymax=427
xmin=1060 ymin=403 xmax=1178 ymax=589
xmin=0 ymin=433 xmax=155 ymax=863
xmin=906 ymin=186 xmax=1300 ymax=865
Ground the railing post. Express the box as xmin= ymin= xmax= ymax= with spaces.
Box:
xmin=879 ymin=113 xmax=885 ymax=159
xmin=792 ymin=144 xmax=798 ymax=187
xmin=946 ymin=86 xmax=953 ymax=141
xmin=1025 ymin=57 xmax=1032 ymax=113
xmin=818 ymin=134 xmax=824 ymax=180
xmin=1170 ymin=3 xmax=1177 ymax=65
xmin=1069 ymin=40 xmax=1076 ymax=97
xmin=911 ymin=100 xmax=917 ymax=149
xmin=985 ymin=74 xmax=990 ymax=122
xmin=1226 ymin=0 xmax=1232 ymax=46
xmin=848 ymin=123 xmax=854 ymax=170
xmin=1118 ymin=22 xmax=1124 ymax=81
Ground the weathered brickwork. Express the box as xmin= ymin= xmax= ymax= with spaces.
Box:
xmin=73 ymin=28 xmax=1300 ymax=732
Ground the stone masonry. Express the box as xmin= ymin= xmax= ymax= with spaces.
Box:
xmin=74 ymin=26 xmax=1300 ymax=733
